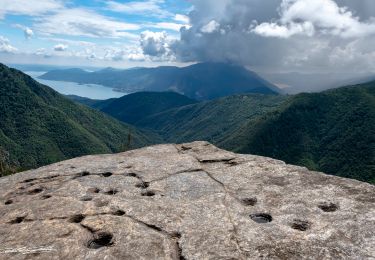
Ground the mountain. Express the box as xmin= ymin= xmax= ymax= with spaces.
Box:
xmin=136 ymin=94 xmax=288 ymax=144
xmin=222 ymin=82 xmax=375 ymax=183
xmin=98 ymin=92 xmax=197 ymax=124
xmin=0 ymin=64 xmax=157 ymax=175
xmin=127 ymin=83 xmax=375 ymax=183
xmin=67 ymin=92 xmax=197 ymax=124
xmin=40 ymin=62 xmax=280 ymax=100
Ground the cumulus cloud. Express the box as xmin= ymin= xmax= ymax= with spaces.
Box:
xmin=54 ymin=44 xmax=68 ymax=51
xmin=200 ymin=20 xmax=220 ymax=33
xmin=0 ymin=36 xmax=17 ymax=53
xmin=12 ymin=24 xmax=34 ymax=39
xmin=140 ymin=31 xmax=174 ymax=60
xmin=154 ymin=0 xmax=375 ymax=74
xmin=252 ymin=0 xmax=375 ymax=38
xmin=24 ymin=27 xmax=34 ymax=39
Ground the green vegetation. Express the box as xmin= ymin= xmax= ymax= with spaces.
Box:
xmin=99 ymin=91 xmax=197 ymax=124
xmin=137 ymin=94 xmax=287 ymax=144
xmin=223 ymin=83 xmax=375 ymax=184
xmin=0 ymin=64 xmax=156 ymax=174
xmin=2 ymin=62 xmax=375 ymax=184
xmin=129 ymin=83 xmax=375 ymax=184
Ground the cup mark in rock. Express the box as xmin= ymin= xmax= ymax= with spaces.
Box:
xmin=27 ymin=187 xmax=43 ymax=195
xmin=80 ymin=196 xmax=93 ymax=201
xmin=104 ymin=189 xmax=118 ymax=195
xmin=291 ymin=219 xmax=311 ymax=231
xmin=69 ymin=214 xmax=85 ymax=223
xmin=9 ymin=216 xmax=26 ymax=224
xmin=318 ymin=202 xmax=339 ymax=212
xmin=250 ymin=213 xmax=272 ymax=223
xmin=135 ymin=182 xmax=149 ymax=189
xmin=101 ymin=172 xmax=113 ymax=177
xmin=41 ymin=194 xmax=52 ymax=200
xmin=112 ymin=209 xmax=125 ymax=216
xmin=4 ymin=199 xmax=13 ymax=205
xmin=87 ymin=187 xmax=100 ymax=194
xmin=141 ymin=190 xmax=156 ymax=197
xmin=241 ymin=197 xmax=257 ymax=206
xmin=87 ymin=232 xmax=114 ymax=249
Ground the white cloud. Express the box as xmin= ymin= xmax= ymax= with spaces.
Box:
xmin=12 ymin=24 xmax=34 ymax=39
xmin=54 ymin=44 xmax=67 ymax=51
xmin=0 ymin=36 xmax=17 ymax=53
xmin=174 ymin=14 xmax=190 ymax=24
xmin=34 ymin=8 xmax=140 ymax=39
xmin=106 ymin=0 xmax=171 ymax=17
xmin=140 ymin=30 xmax=174 ymax=60
xmin=24 ymin=27 xmax=34 ymax=39
xmin=252 ymin=0 xmax=375 ymax=38
xmin=253 ymin=21 xmax=315 ymax=38
xmin=44 ymin=38 xmax=96 ymax=47
xmin=0 ymin=0 xmax=63 ymax=19
xmin=150 ymin=22 xmax=189 ymax=32
xmin=201 ymin=20 xmax=220 ymax=33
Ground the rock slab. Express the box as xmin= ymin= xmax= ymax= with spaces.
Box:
xmin=0 ymin=142 xmax=374 ymax=259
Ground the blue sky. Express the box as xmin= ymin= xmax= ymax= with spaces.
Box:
xmin=0 ymin=0 xmax=192 ymax=67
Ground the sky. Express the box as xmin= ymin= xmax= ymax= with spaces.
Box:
xmin=0 ymin=0 xmax=375 ymax=75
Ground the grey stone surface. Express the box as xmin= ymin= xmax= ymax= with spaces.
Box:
xmin=0 ymin=141 xmax=374 ymax=260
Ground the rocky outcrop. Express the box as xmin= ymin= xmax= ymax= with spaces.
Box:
xmin=0 ymin=142 xmax=374 ymax=259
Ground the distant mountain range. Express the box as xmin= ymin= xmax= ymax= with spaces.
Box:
xmin=2 ymin=63 xmax=375 ymax=184
xmin=39 ymin=62 xmax=280 ymax=100
xmin=0 ymin=64 xmax=156 ymax=175
xmin=70 ymin=84 xmax=375 ymax=184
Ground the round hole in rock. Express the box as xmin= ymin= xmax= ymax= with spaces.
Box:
xmin=291 ymin=219 xmax=310 ymax=231
xmin=22 ymin=178 xmax=37 ymax=183
xmin=9 ymin=216 xmax=26 ymax=224
xmin=87 ymin=187 xmax=100 ymax=194
xmin=87 ymin=232 xmax=114 ymax=249
xmin=80 ymin=196 xmax=93 ymax=201
xmin=126 ymin=173 xmax=137 ymax=178
xmin=41 ymin=195 xmax=52 ymax=200
xmin=241 ymin=197 xmax=257 ymax=206
xmin=104 ymin=189 xmax=118 ymax=195
xmin=318 ymin=202 xmax=338 ymax=212
xmin=250 ymin=213 xmax=272 ymax=223
xmin=27 ymin=188 xmax=43 ymax=195
xmin=135 ymin=182 xmax=149 ymax=189
xmin=141 ymin=190 xmax=156 ymax=197
xmin=69 ymin=214 xmax=85 ymax=223
xmin=4 ymin=199 xmax=13 ymax=205
xmin=101 ymin=172 xmax=113 ymax=177
xmin=112 ymin=209 xmax=125 ymax=216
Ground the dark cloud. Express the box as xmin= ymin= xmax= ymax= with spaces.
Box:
xmin=145 ymin=0 xmax=375 ymax=75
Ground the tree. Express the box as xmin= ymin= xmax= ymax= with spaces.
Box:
xmin=0 ymin=146 xmax=15 ymax=176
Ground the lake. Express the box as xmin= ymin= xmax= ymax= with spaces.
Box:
xmin=25 ymin=71 xmax=126 ymax=100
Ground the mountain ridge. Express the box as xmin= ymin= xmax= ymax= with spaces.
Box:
xmin=40 ymin=62 xmax=280 ymax=100
xmin=0 ymin=63 xmax=156 ymax=175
